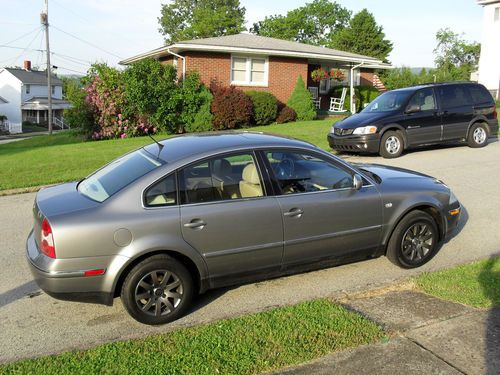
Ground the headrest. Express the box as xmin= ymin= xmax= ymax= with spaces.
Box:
xmin=213 ymin=159 xmax=232 ymax=176
xmin=242 ymin=163 xmax=260 ymax=185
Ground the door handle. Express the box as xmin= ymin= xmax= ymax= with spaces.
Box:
xmin=184 ymin=219 xmax=207 ymax=229
xmin=283 ymin=208 xmax=303 ymax=218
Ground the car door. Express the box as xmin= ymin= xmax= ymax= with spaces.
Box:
xmin=401 ymin=88 xmax=442 ymax=145
xmin=437 ymin=84 xmax=474 ymax=141
xmin=262 ymin=150 xmax=383 ymax=267
xmin=179 ymin=152 xmax=283 ymax=287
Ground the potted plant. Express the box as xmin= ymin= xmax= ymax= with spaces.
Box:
xmin=329 ymin=68 xmax=345 ymax=82
xmin=310 ymin=68 xmax=329 ymax=82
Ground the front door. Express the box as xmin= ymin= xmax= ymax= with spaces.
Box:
xmin=263 ymin=150 xmax=383 ymax=267
xmin=401 ymin=88 xmax=442 ymax=146
xmin=179 ymin=152 xmax=283 ymax=286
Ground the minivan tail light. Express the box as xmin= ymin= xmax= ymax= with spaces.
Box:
xmin=41 ymin=218 xmax=56 ymax=258
xmin=493 ymin=105 xmax=497 ymax=120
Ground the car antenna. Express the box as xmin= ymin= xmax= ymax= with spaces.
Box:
xmin=148 ymin=133 xmax=164 ymax=151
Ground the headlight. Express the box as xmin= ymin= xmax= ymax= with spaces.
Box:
xmin=449 ymin=191 xmax=458 ymax=205
xmin=353 ymin=126 xmax=377 ymax=135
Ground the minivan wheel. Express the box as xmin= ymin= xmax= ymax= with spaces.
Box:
xmin=380 ymin=131 xmax=404 ymax=158
xmin=386 ymin=210 xmax=439 ymax=269
xmin=467 ymin=123 xmax=489 ymax=148
xmin=121 ymin=254 xmax=194 ymax=325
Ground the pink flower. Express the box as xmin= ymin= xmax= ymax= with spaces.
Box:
xmin=120 ymin=133 xmax=127 ymax=139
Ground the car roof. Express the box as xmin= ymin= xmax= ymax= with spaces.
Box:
xmin=389 ymin=81 xmax=479 ymax=94
xmin=142 ymin=131 xmax=319 ymax=163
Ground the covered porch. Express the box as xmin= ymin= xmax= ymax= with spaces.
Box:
xmin=21 ymin=97 xmax=72 ymax=129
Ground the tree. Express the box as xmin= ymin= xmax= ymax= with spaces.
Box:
xmin=287 ymin=76 xmax=316 ymax=121
xmin=330 ymin=9 xmax=393 ymax=61
xmin=158 ymin=0 xmax=246 ymax=44
xmin=250 ymin=0 xmax=351 ymax=46
xmin=61 ymin=76 xmax=95 ymax=133
xmin=433 ymin=28 xmax=480 ymax=81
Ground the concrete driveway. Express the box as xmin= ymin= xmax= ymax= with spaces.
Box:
xmin=1 ymin=141 xmax=499 ymax=363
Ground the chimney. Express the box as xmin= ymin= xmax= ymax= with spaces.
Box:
xmin=24 ymin=60 xmax=32 ymax=71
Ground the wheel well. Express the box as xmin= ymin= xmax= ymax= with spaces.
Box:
xmin=380 ymin=127 xmax=407 ymax=149
xmin=384 ymin=205 xmax=444 ymax=255
xmin=467 ymin=120 xmax=490 ymax=138
xmin=113 ymin=250 xmax=202 ymax=298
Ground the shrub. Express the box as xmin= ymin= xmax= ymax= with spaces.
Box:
xmin=287 ymin=76 xmax=316 ymax=121
xmin=276 ymin=106 xmax=297 ymax=124
xmin=358 ymin=85 xmax=380 ymax=108
xmin=211 ymin=84 xmax=253 ymax=130
xmin=186 ymin=86 xmax=214 ymax=132
xmin=62 ymin=76 xmax=95 ymax=133
xmin=246 ymin=91 xmax=278 ymax=125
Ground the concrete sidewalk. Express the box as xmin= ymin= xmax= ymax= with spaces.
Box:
xmin=275 ymin=290 xmax=499 ymax=375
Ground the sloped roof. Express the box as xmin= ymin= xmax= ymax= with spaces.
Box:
xmin=3 ymin=68 xmax=62 ymax=85
xmin=120 ymin=33 xmax=388 ymax=67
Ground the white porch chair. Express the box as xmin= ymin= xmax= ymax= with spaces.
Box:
xmin=308 ymin=87 xmax=321 ymax=109
xmin=329 ymin=87 xmax=347 ymax=112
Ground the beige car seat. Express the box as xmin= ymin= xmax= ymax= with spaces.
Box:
xmin=239 ymin=163 xmax=263 ymax=198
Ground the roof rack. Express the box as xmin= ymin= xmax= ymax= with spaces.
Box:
xmin=410 ymin=81 xmax=474 ymax=87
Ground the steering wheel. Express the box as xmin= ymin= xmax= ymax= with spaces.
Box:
xmin=276 ymin=158 xmax=295 ymax=179
xmin=333 ymin=176 xmax=352 ymax=189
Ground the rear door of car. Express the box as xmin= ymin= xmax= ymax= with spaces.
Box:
xmin=437 ymin=84 xmax=474 ymax=141
xmin=400 ymin=88 xmax=442 ymax=145
xmin=261 ymin=149 xmax=383 ymax=268
xmin=178 ymin=151 xmax=283 ymax=287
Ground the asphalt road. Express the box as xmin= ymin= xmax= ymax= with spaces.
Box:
xmin=1 ymin=141 xmax=500 ymax=363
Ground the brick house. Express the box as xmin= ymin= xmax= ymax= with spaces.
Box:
xmin=120 ymin=33 xmax=391 ymax=112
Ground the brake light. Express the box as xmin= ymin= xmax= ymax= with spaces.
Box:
xmin=41 ymin=218 xmax=56 ymax=258
xmin=493 ymin=105 xmax=497 ymax=120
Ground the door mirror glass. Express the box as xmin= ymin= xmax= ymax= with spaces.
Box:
xmin=405 ymin=104 xmax=421 ymax=114
xmin=353 ymin=174 xmax=363 ymax=190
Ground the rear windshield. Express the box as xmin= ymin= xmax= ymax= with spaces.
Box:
xmin=362 ymin=90 xmax=412 ymax=113
xmin=78 ymin=150 xmax=162 ymax=202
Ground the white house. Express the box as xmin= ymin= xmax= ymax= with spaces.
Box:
xmin=477 ymin=0 xmax=500 ymax=99
xmin=0 ymin=60 xmax=71 ymax=133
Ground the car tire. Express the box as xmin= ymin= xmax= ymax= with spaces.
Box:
xmin=121 ymin=254 xmax=194 ymax=325
xmin=379 ymin=131 xmax=404 ymax=158
xmin=467 ymin=123 xmax=489 ymax=148
xmin=386 ymin=210 xmax=439 ymax=269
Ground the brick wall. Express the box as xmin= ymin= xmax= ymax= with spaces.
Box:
xmin=178 ymin=51 xmax=308 ymax=104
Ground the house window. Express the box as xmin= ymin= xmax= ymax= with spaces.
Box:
xmin=25 ymin=84 xmax=30 ymax=94
xmin=231 ymin=56 xmax=268 ymax=86
xmin=52 ymin=85 xmax=55 ymax=95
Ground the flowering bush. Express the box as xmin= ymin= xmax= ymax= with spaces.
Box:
xmin=210 ymin=83 xmax=253 ymax=130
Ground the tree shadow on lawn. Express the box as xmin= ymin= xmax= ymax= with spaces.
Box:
xmin=479 ymin=255 xmax=500 ymax=375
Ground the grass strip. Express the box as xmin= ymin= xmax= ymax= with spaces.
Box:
xmin=415 ymin=257 xmax=499 ymax=308
xmin=0 ymin=119 xmax=335 ymax=191
xmin=0 ymin=299 xmax=383 ymax=375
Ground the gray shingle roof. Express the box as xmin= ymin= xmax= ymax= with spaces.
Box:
xmin=4 ymin=68 xmax=62 ymax=85
xmin=177 ymin=33 xmax=380 ymax=61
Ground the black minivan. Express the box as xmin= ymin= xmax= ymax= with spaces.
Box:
xmin=328 ymin=82 xmax=499 ymax=158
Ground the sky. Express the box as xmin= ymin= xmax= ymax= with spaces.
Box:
xmin=0 ymin=0 xmax=484 ymax=75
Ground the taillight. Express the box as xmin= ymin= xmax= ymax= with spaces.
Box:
xmin=493 ymin=105 xmax=497 ymax=120
xmin=41 ymin=218 xmax=56 ymax=258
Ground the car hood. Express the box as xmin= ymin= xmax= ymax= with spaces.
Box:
xmin=355 ymin=163 xmax=436 ymax=183
xmin=335 ymin=111 xmax=396 ymax=129
xmin=36 ymin=182 xmax=100 ymax=218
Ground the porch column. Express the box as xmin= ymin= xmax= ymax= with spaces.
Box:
xmin=37 ymin=111 xmax=40 ymax=124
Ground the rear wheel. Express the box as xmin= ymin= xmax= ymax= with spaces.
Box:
xmin=121 ymin=254 xmax=194 ymax=325
xmin=467 ymin=123 xmax=488 ymax=148
xmin=386 ymin=210 xmax=439 ymax=269
xmin=380 ymin=131 xmax=404 ymax=158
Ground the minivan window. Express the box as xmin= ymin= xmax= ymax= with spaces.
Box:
xmin=438 ymin=85 xmax=470 ymax=109
xmin=362 ymin=91 xmax=412 ymax=113
xmin=79 ymin=150 xmax=162 ymax=202
xmin=466 ymin=85 xmax=493 ymax=105
xmin=406 ymin=88 xmax=436 ymax=112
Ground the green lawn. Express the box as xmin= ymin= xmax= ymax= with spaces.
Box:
xmin=415 ymin=257 xmax=500 ymax=308
xmin=0 ymin=299 xmax=383 ymax=375
xmin=0 ymin=119 xmax=337 ymax=191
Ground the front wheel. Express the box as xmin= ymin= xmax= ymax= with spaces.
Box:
xmin=379 ymin=131 xmax=404 ymax=158
xmin=121 ymin=254 xmax=194 ymax=325
xmin=467 ymin=123 xmax=489 ymax=148
xmin=386 ymin=210 xmax=439 ymax=269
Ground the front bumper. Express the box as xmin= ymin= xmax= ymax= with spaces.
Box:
xmin=26 ymin=230 xmax=128 ymax=305
xmin=444 ymin=203 xmax=461 ymax=238
xmin=327 ymin=133 xmax=380 ymax=153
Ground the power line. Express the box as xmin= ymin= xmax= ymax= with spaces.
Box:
xmin=10 ymin=28 xmax=43 ymax=66
xmin=0 ymin=45 xmax=43 ymax=52
xmin=51 ymin=51 xmax=92 ymax=65
xmin=2 ymin=26 xmax=42 ymax=46
xmin=51 ymin=24 xmax=124 ymax=60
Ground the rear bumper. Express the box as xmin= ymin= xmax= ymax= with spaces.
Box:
xmin=26 ymin=230 xmax=128 ymax=306
xmin=327 ymin=133 xmax=380 ymax=153
xmin=488 ymin=120 xmax=499 ymax=138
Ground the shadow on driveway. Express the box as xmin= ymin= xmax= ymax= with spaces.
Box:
xmin=0 ymin=281 xmax=40 ymax=309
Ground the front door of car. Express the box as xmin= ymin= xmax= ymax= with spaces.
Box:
xmin=436 ymin=84 xmax=474 ymax=141
xmin=401 ymin=88 xmax=442 ymax=146
xmin=263 ymin=150 xmax=383 ymax=267
xmin=179 ymin=152 xmax=283 ymax=287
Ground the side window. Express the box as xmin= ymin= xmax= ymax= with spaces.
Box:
xmin=406 ymin=88 xmax=435 ymax=112
xmin=144 ymin=174 xmax=177 ymax=207
xmin=438 ymin=85 xmax=471 ymax=109
xmin=180 ymin=153 xmax=264 ymax=204
xmin=266 ymin=151 xmax=353 ymax=195
xmin=466 ymin=85 xmax=493 ymax=105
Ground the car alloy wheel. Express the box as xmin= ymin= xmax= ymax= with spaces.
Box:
xmin=134 ymin=270 xmax=183 ymax=317
xmin=472 ymin=127 xmax=487 ymax=145
xmin=401 ymin=223 xmax=434 ymax=263
xmin=385 ymin=136 xmax=401 ymax=155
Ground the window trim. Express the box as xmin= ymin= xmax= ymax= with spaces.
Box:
xmin=25 ymin=84 xmax=30 ymax=94
xmin=142 ymin=171 xmax=179 ymax=209
xmin=230 ymin=55 xmax=269 ymax=87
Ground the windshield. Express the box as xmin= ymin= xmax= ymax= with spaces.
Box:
xmin=362 ymin=91 xmax=412 ymax=113
xmin=78 ymin=150 xmax=162 ymax=202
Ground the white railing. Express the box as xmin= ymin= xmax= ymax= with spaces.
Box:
xmin=1 ymin=121 xmax=23 ymax=134
xmin=54 ymin=117 xmax=70 ymax=130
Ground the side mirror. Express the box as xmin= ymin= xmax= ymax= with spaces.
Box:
xmin=353 ymin=174 xmax=363 ymax=190
xmin=405 ymin=104 xmax=421 ymax=114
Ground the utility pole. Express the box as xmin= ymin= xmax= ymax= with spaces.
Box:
xmin=41 ymin=0 xmax=52 ymax=135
